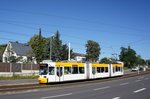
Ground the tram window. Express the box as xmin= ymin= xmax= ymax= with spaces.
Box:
xmin=115 ymin=66 xmax=118 ymax=72
xmin=116 ymin=66 xmax=120 ymax=72
xmin=64 ymin=67 xmax=71 ymax=74
xmin=57 ymin=67 xmax=63 ymax=77
xmin=101 ymin=67 xmax=105 ymax=73
xmin=79 ymin=67 xmax=84 ymax=74
xmin=120 ymin=67 xmax=122 ymax=72
xmin=92 ymin=67 xmax=96 ymax=74
xmin=72 ymin=67 xmax=78 ymax=74
xmin=39 ymin=66 xmax=48 ymax=75
xmin=49 ymin=67 xmax=55 ymax=75
xmin=97 ymin=67 xmax=100 ymax=73
xmin=105 ymin=67 xmax=108 ymax=72
xmin=118 ymin=67 xmax=120 ymax=71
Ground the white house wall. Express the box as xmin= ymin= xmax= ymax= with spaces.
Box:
xmin=2 ymin=42 xmax=37 ymax=64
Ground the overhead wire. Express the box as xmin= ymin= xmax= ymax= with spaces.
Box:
xmin=0 ymin=8 xmax=149 ymax=57
xmin=0 ymin=8 xmax=150 ymax=34
xmin=0 ymin=19 xmax=149 ymax=47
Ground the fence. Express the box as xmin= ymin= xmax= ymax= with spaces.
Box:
xmin=0 ymin=62 xmax=39 ymax=76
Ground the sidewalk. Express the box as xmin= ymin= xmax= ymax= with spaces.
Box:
xmin=0 ymin=79 xmax=38 ymax=86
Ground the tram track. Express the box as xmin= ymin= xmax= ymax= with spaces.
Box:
xmin=0 ymin=71 xmax=150 ymax=93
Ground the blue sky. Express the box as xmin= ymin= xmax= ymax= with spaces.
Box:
xmin=0 ymin=0 xmax=150 ymax=59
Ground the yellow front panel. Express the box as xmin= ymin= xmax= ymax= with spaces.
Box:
xmin=56 ymin=62 xmax=84 ymax=67
xmin=92 ymin=64 xmax=108 ymax=67
xmin=38 ymin=77 xmax=48 ymax=84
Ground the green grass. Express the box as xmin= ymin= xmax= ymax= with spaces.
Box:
xmin=146 ymin=68 xmax=150 ymax=71
xmin=0 ymin=74 xmax=38 ymax=80
xmin=124 ymin=66 xmax=130 ymax=70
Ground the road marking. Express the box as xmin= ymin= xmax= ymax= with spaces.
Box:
xmin=138 ymin=76 xmax=144 ymax=79
xmin=120 ymin=82 xmax=129 ymax=86
xmin=93 ymin=86 xmax=110 ymax=91
xmin=41 ymin=93 xmax=72 ymax=99
xmin=112 ymin=97 xmax=120 ymax=99
xmin=144 ymin=78 xmax=149 ymax=80
xmin=134 ymin=88 xmax=146 ymax=93
xmin=135 ymin=80 xmax=141 ymax=82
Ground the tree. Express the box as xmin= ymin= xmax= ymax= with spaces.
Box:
xmin=136 ymin=55 xmax=146 ymax=66
xmin=8 ymin=56 xmax=23 ymax=63
xmin=8 ymin=56 xmax=17 ymax=62
xmin=146 ymin=60 xmax=150 ymax=67
xmin=60 ymin=44 xmax=73 ymax=60
xmin=85 ymin=40 xmax=101 ymax=62
xmin=60 ymin=44 xmax=68 ymax=60
xmin=100 ymin=57 xmax=111 ymax=63
xmin=28 ymin=28 xmax=46 ymax=63
xmin=100 ymin=57 xmax=117 ymax=64
xmin=28 ymin=30 xmax=74 ymax=62
xmin=119 ymin=46 xmax=137 ymax=68
xmin=27 ymin=50 xmax=35 ymax=63
xmin=51 ymin=31 xmax=62 ymax=61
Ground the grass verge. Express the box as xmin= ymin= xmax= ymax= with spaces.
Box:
xmin=0 ymin=74 xmax=38 ymax=80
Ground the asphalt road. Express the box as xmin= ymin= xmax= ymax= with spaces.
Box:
xmin=0 ymin=74 xmax=150 ymax=99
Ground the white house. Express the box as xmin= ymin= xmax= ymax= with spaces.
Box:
xmin=2 ymin=41 xmax=36 ymax=64
xmin=73 ymin=52 xmax=86 ymax=62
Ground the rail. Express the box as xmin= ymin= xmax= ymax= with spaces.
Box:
xmin=0 ymin=71 xmax=150 ymax=93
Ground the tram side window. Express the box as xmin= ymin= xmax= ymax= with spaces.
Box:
xmin=57 ymin=67 xmax=63 ymax=77
xmin=116 ymin=66 xmax=118 ymax=72
xmin=49 ymin=67 xmax=55 ymax=75
xmin=79 ymin=67 xmax=84 ymax=74
xmin=92 ymin=67 xmax=96 ymax=74
xmin=116 ymin=66 xmax=120 ymax=72
xmin=64 ymin=67 xmax=71 ymax=74
xmin=72 ymin=67 xmax=78 ymax=74
xmin=97 ymin=67 xmax=100 ymax=73
xmin=105 ymin=67 xmax=108 ymax=72
xmin=118 ymin=67 xmax=121 ymax=71
xmin=101 ymin=67 xmax=105 ymax=73
xmin=120 ymin=67 xmax=122 ymax=72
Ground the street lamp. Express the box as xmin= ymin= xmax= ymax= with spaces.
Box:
xmin=50 ymin=34 xmax=54 ymax=60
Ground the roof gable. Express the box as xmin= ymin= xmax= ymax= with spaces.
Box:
xmin=73 ymin=52 xmax=85 ymax=57
xmin=10 ymin=42 xmax=32 ymax=56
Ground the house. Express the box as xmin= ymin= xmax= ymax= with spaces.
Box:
xmin=2 ymin=41 xmax=36 ymax=64
xmin=73 ymin=52 xmax=86 ymax=62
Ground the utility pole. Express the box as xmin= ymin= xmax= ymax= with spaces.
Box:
xmin=138 ymin=64 xmax=140 ymax=74
xmin=50 ymin=34 xmax=54 ymax=61
xmin=68 ymin=42 xmax=70 ymax=61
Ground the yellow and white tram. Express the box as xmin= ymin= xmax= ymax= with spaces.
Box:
xmin=38 ymin=60 xmax=124 ymax=84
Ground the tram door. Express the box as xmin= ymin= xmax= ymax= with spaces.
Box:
xmin=92 ymin=67 xmax=96 ymax=78
xmin=56 ymin=67 xmax=64 ymax=82
xmin=109 ymin=64 xmax=112 ymax=77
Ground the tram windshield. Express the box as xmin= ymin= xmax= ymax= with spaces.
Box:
xmin=39 ymin=64 xmax=48 ymax=75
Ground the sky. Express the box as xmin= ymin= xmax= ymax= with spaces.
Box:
xmin=0 ymin=0 xmax=150 ymax=60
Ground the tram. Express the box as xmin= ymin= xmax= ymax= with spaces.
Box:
xmin=38 ymin=60 xmax=124 ymax=83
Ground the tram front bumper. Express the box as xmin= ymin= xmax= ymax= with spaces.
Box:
xmin=38 ymin=77 xmax=48 ymax=84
